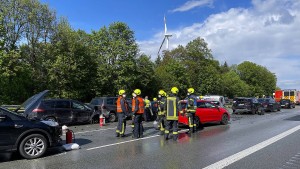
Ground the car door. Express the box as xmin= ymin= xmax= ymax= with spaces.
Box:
xmin=0 ymin=109 xmax=14 ymax=150
xmin=55 ymin=100 xmax=73 ymax=124
xmin=72 ymin=101 xmax=91 ymax=123
xmin=196 ymin=102 xmax=212 ymax=123
xmin=205 ymin=102 xmax=220 ymax=121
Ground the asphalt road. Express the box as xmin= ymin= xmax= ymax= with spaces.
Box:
xmin=1 ymin=107 xmax=300 ymax=169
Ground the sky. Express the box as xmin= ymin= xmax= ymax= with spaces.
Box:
xmin=40 ymin=0 xmax=300 ymax=91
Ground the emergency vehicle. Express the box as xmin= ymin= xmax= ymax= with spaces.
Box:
xmin=282 ymin=89 xmax=298 ymax=104
xmin=274 ymin=90 xmax=283 ymax=102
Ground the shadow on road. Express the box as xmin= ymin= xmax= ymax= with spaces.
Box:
xmin=285 ymin=115 xmax=300 ymax=121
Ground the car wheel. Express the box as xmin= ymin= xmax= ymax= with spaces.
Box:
xmin=19 ymin=134 xmax=48 ymax=159
xmin=251 ymin=109 xmax=256 ymax=115
xmin=221 ymin=114 xmax=229 ymax=125
xmin=109 ymin=112 xmax=116 ymax=122
xmin=90 ymin=115 xmax=99 ymax=124
xmin=45 ymin=117 xmax=56 ymax=122
xmin=194 ymin=116 xmax=203 ymax=129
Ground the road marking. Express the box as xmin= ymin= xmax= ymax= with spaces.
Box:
xmin=86 ymin=129 xmax=189 ymax=151
xmin=203 ymin=124 xmax=300 ymax=169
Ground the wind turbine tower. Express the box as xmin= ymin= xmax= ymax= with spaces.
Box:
xmin=158 ymin=16 xmax=172 ymax=55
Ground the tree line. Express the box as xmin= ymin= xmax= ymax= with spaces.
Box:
xmin=0 ymin=0 xmax=277 ymax=104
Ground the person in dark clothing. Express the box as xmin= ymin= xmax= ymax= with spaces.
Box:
xmin=186 ymin=88 xmax=198 ymax=134
xmin=116 ymin=90 xmax=129 ymax=137
xmin=132 ymin=89 xmax=145 ymax=139
xmin=164 ymin=87 xmax=180 ymax=141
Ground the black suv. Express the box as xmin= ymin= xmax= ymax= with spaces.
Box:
xmin=232 ymin=97 xmax=264 ymax=115
xmin=24 ymin=99 xmax=96 ymax=125
xmin=0 ymin=107 xmax=61 ymax=159
xmin=280 ymin=99 xmax=295 ymax=108
xmin=89 ymin=97 xmax=132 ymax=122
xmin=257 ymin=98 xmax=281 ymax=112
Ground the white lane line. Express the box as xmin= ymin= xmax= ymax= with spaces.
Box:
xmin=203 ymin=124 xmax=300 ymax=169
xmin=86 ymin=129 xmax=189 ymax=151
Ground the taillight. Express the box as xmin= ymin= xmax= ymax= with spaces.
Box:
xmin=32 ymin=108 xmax=45 ymax=113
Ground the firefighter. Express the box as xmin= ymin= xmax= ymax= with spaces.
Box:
xmin=152 ymin=98 xmax=158 ymax=121
xmin=157 ymin=90 xmax=167 ymax=135
xmin=131 ymin=93 xmax=135 ymax=135
xmin=186 ymin=88 xmax=198 ymax=134
xmin=132 ymin=89 xmax=145 ymax=138
xmin=144 ymin=96 xmax=151 ymax=121
xmin=164 ymin=87 xmax=180 ymax=141
xmin=116 ymin=90 xmax=129 ymax=137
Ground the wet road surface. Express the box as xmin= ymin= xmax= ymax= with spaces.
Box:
xmin=1 ymin=107 xmax=300 ymax=169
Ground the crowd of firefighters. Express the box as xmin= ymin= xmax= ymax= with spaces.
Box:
xmin=116 ymin=87 xmax=198 ymax=141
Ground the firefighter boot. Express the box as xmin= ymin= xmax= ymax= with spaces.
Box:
xmin=164 ymin=130 xmax=169 ymax=140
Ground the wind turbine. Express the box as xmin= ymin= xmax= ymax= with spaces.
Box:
xmin=157 ymin=16 xmax=172 ymax=55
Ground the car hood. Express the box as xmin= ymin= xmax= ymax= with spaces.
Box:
xmin=18 ymin=90 xmax=49 ymax=116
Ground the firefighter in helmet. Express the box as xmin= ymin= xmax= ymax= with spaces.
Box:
xmin=116 ymin=89 xmax=129 ymax=137
xmin=164 ymin=87 xmax=180 ymax=141
xmin=132 ymin=89 xmax=145 ymax=138
xmin=157 ymin=90 xmax=167 ymax=135
xmin=186 ymin=88 xmax=198 ymax=134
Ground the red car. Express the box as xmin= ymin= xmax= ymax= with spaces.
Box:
xmin=178 ymin=100 xmax=230 ymax=128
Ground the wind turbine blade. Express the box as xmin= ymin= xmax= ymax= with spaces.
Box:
xmin=158 ymin=37 xmax=166 ymax=55
xmin=164 ymin=16 xmax=167 ymax=35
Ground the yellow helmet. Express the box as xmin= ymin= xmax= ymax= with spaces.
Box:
xmin=188 ymin=88 xmax=194 ymax=94
xmin=153 ymin=98 xmax=157 ymax=101
xmin=158 ymin=90 xmax=165 ymax=96
xmin=134 ymin=89 xmax=141 ymax=95
xmin=119 ymin=89 xmax=126 ymax=95
xmin=171 ymin=87 xmax=179 ymax=94
xmin=200 ymin=95 xmax=204 ymax=99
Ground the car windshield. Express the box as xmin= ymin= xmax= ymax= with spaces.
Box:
xmin=280 ymin=100 xmax=289 ymax=104
xmin=0 ymin=107 xmax=24 ymax=117
xmin=257 ymin=98 xmax=265 ymax=103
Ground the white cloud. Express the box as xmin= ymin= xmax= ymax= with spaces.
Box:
xmin=138 ymin=0 xmax=300 ymax=90
xmin=170 ymin=0 xmax=214 ymax=13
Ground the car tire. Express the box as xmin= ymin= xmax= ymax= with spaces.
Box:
xmin=109 ymin=112 xmax=117 ymax=122
xmin=221 ymin=114 xmax=229 ymax=125
xmin=45 ymin=117 xmax=57 ymax=122
xmin=251 ymin=109 xmax=256 ymax=115
xmin=19 ymin=134 xmax=48 ymax=159
xmin=90 ymin=115 xmax=99 ymax=124
xmin=194 ymin=116 xmax=203 ymax=129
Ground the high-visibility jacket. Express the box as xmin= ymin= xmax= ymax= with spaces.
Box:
xmin=145 ymin=99 xmax=150 ymax=108
xmin=158 ymin=97 xmax=166 ymax=115
xmin=186 ymin=94 xmax=197 ymax=113
xmin=165 ymin=94 xmax=179 ymax=120
xmin=132 ymin=96 xmax=145 ymax=114
xmin=117 ymin=96 xmax=128 ymax=113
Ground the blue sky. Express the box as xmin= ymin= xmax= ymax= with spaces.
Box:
xmin=41 ymin=0 xmax=300 ymax=91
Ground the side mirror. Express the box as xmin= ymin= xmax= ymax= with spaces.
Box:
xmin=0 ymin=115 xmax=7 ymax=122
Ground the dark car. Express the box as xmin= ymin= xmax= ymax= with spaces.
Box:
xmin=280 ymin=99 xmax=295 ymax=108
xmin=24 ymin=99 xmax=97 ymax=125
xmin=0 ymin=107 xmax=61 ymax=159
xmin=89 ymin=97 xmax=132 ymax=122
xmin=232 ymin=97 xmax=264 ymax=115
xmin=257 ymin=98 xmax=281 ymax=112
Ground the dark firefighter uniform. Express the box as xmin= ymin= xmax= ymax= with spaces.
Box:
xmin=116 ymin=90 xmax=129 ymax=137
xmin=157 ymin=90 xmax=166 ymax=135
xmin=186 ymin=88 xmax=198 ymax=133
xmin=165 ymin=87 xmax=180 ymax=141
xmin=132 ymin=89 xmax=145 ymax=138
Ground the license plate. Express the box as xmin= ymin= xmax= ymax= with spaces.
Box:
xmin=239 ymin=104 xmax=244 ymax=106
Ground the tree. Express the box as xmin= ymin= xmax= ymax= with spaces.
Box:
xmin=221 ymin=70 xmax=250 ymax=98
xmin=91 ymin=22 xmax=139 ymax=96
xmin=237 ymin=61 xmax=276 ymax=96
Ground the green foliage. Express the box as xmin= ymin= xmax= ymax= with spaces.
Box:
xmin=0 ymin=0 xmax=279 ymax=104
xmin=237 ymin=61 xmax=276 ymax=97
